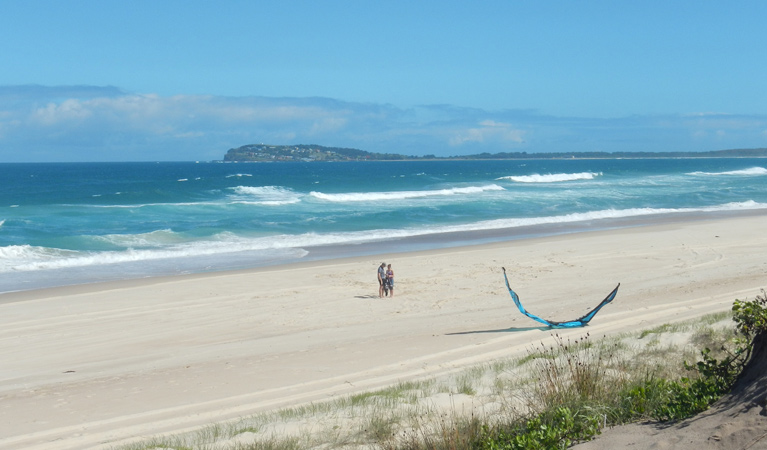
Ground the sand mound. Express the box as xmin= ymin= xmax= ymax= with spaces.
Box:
xmin=573 ymin=333 xmax=767 ymax=450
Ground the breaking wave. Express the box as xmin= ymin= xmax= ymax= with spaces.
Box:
xmin=4 ymin=200 xmax=764 ymax=275
xmin=229 ymin=185 xmax=302 ymax=205
xmin=497 ymin=172 xmax=602 ymax=183
xmin=688 ymin=167 xmax=767 ymax=176
xmin=310 ymin=185 xmax=505 ymax=202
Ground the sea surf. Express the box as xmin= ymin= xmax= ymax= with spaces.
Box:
xmin=1 ymin=158 xmax=766 ymax=293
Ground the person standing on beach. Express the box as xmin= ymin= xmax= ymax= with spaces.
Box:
xmin=378 ymin=262 xmax=387 ymax=298
xmin=386 ymin=264 xmax=394 ymax=297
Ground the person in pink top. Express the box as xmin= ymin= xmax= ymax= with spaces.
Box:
xmin=386 ymin=264 xmax=394 ymax=297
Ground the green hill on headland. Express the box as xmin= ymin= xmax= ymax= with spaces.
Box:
xmin=223 ymin=144 xmax=767 ymax=162
xmin=223 ymin=144 xmax=410 ymax=162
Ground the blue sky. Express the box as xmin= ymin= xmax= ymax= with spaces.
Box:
xmin=1 ymin=1 xmax=766 ymax=162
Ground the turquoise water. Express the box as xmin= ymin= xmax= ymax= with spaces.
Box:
xmin=1 ymin=158 xmax=766 ymax=292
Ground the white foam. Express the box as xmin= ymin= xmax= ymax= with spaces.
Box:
xmin=3 ymin=200 xmax=764 ymax=275
xmin=0 ymin=244 xmax=81 ymax=272
xmin=76 ymin=201 xmax=220 ymax=209
xmin=309 ymin=184 xmax=505 ymax=202
xmin=91 ymin=229 xmax=183 ymax=247
xmin=229 ymin=186 xmax=302 ymax=205
xmin=688 ymin=167 xmax=767 ymax=176
xmin=497 ymin=172 xmax=602 ymax=183
xmin=231 ymin=199 xmax=302 ymax=206
xmin=421 ymin=201 xmax=766 ymax=235
xmin=1 ymin=236 xmax=310 ymax=273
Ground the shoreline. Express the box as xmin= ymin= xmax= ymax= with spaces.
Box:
xmin=4 ymin=207 xmax=766 ymax=298
xmin=1 ymin=212 xmax=766 ymax=449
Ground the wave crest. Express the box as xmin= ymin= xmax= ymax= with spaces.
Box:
xmin=229 ymin=185 xmax=302 ymax=205
xmin=497 ymin=172 xmax=602 ymax=183
xmin=310 ymin=184 xmax=505 ymax=202
xmin=5 ymin=200 xmax=764 ymax=275
xmin=688 ymin=167 xmax=767 ymax=177
xmin=91 ymin=229 xmax=184 ymax=248
xmin=0 ymin=236 xmax=310 ymax=274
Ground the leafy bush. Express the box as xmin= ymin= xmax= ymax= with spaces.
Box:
xmin=733 ymin=289 xmax=767 ymax=339
xmin=652 ymin=291 xmax=767 ymax=422
xmin=469 ymin=292 xmax=767 ymax=450
xmin=477 ymin=407 xmax=601 ymax=450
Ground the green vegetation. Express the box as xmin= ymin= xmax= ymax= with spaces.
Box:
xmin=223 ymin=144 xmax=411 ymax=162
xmin=115 ymin=293 xmax=767 ymax=450
xmin=223 ymin=145 xmax=767 ymax=162
xmin=474 ymin=291 xmax=766 ymax=450
xmin=457 ymin=147 xmax=767 ymax=161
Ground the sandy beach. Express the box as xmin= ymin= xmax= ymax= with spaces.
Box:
xmin=1 ymin=213 xmax=766 ymax=450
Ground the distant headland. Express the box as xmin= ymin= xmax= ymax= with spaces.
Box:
xmin=223 ymin=144 xmax=767 ymax=162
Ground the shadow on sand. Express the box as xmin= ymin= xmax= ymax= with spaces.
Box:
xmin=446 ymin=326 xmax=550 ymax=335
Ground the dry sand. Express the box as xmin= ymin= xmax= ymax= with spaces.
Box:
xmin=572 ymin=332 xmax=767 ymax=450
xmin=1 ymin=213 xmax=766 ymax=450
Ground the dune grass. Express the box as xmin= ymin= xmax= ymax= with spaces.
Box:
xmin=113 ymin=303 xmax=760 ymax=450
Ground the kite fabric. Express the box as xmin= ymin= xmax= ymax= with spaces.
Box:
xmin=501 ymin=267 xmax=620 ymax=328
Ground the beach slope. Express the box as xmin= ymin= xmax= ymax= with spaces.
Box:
xmin=1 ymin=214 xmax=766 ymax=449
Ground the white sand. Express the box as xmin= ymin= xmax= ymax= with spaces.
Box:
xmin=1 ymin=213 xmax=766 ymax=449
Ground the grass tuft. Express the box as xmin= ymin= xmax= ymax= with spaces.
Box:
xmin=112 ymin=305 xmax=764 ymax=450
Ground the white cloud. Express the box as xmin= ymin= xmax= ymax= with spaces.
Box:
xmin=11 ymin=93 xmax=359 ymax=145
xmin=2 ymin=85 xmax=767 ymax=162
xmin=682 ymin=114 xmax=767 ymax=142
xmin=32 ymin=99 xmax=94 ymax=125
xmin=309 ymin=117 xmax=348 ymax=134
xmin=448 ymin=120 xmax=525 ymax=146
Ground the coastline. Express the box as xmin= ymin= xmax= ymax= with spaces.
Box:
xmin=4 ymin=207 xmax=766 ymax=296
xmin=1 ymin=212 xmax=766 ymax=449
xmin=4 ymin=158 xmax=767 ymax=296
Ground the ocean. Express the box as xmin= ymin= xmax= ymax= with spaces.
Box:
xmin=1 ymin=158 xmax=766 ymax=293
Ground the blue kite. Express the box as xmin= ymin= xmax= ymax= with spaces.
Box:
xmin=502 ymin=267 xmax=620 ymax=328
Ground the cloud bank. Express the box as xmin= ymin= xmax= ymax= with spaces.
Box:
xmin=1 ymin=85 xmax=766 ymax=162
